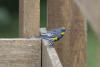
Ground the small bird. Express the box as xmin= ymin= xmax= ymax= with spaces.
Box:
xmin=31 ymin=27 xmax=66 ymax=47
xmin=40 ymin=27 xmax=66 ymax=47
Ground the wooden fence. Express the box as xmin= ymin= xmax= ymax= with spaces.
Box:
xmin=0 ymin=0 xmax=86 ymax=67
xmin=48 ymin=0 xmax=86 ymax=67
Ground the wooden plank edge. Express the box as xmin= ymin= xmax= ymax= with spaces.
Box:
xmin=0 ymin=38 xmax=41 ymax=40
xmin=42 ymin=40 xmax=63 ymax=67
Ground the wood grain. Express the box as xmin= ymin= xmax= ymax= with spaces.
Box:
xmin=74 ymin=0 xmax=100 ymax=66
xmin=74 ymin=0 xmax=100 ymax=36
xmin=0 ymin=39 xmax=41 ymax=67
xmin=42 ymin=40 xmax=63 ymax=67
xmin=48 ymin=0 xmax=87 ymax=67
xmin=19 ymin=0 xmax=40 ymax=37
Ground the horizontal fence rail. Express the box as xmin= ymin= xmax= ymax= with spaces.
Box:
xmin=0 ymin=38 xmax=41 ymax=67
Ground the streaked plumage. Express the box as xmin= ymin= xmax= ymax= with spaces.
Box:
xmin=32 ymin=27 xmax=66 ymax=47
xmin=41 ymin=27 xmax=66 ymax=42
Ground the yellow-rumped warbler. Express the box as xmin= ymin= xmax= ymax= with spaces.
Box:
xmin=40 ymin=27 xmax=66 ymax=47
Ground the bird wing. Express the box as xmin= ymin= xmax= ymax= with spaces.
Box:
xmin=41 ymin=33 xmax=57 ymax=38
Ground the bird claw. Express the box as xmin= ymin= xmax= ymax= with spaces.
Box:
xmin=48 ymin=42 xmax=54 ymax=48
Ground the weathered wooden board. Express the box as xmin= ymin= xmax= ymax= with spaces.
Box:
xmin=74 ymin=0 xmax=100 ymax=66
xmin=48 ymin=0 xmax=87 ymax=67
xmin=42 ymin=40 xmax=63 ymax=67
xmin=40 ymin=28 xmax=62 ymax=67
xmin=19 ymin=0 xmax=40 ymax=37
xmin=0 ymin=38 xmax=41 ymax=67
xmin=74 ymin=0 xmax=100 ymax=36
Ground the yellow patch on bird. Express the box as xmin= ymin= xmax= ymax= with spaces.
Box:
xmin=61 ymin=32 xmax=65 ymax=35
xmin=52 ymin=37 xmax=58 ymax=40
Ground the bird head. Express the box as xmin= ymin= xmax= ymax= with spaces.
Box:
xmin=61 ymin=27 xmax=66 ymax=35
xmin=61 ymin=27 xmax=66 ymax=32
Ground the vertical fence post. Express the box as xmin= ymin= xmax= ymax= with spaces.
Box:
xmin=18 ymin=0 xmax=41 ymax=67
xmin=70 ymin=1 xmax=87 ymax=67
xmin=48 ymin=0 xmax=87 ymax=67
xmin=19 ymin=0 xmax=40 ymax=37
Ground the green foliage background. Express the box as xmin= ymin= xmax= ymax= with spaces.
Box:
xmin=0 ymin=0 xmax=19 ymax=37
xmin=0 ymin=0 xmax=99 ymax=67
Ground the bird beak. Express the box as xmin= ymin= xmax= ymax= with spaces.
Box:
xmin=61 ymin=32 xmax=65 ymax=35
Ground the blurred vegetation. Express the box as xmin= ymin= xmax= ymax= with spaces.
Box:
xmin=0 ymin=0 xmax=99 ymax=67
xmin=40 ymin=0 xmax=47 ymax=27
xmin=0 ymin=0 xmax=19 ymax=37
xmin=87 ymin=24 xmax=99 ymax=67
